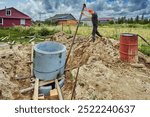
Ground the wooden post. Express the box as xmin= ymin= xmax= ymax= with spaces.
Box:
xmin=55 ymin=79 xmax=63 ymax=100
xmin=138 ymin=34 xmax=150 ymax=46
xmin=65 ymin=4 xmax=86 ymax=68
xmin=32 ymin=79 xmax=39 ymax=100
xmin=31 ymin=42 xmax=35 ymax=77
xmin=71 ymin=67 xmax=80 ymax=100
xmin=62 ymin=23 xmax=63 ymax=31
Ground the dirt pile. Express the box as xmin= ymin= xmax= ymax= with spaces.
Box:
xmin=69 ymin=37 xmax=150 ymax=100
xmin=0 ymin=32 xmax=150 ymax=100
xmin=43 ymin=32 xmax=150 ymax=100
xmin=0 ymin=43 xmax=31 ymax=99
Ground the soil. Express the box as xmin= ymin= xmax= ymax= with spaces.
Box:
xmin=0 ymin=43 xmax=32 ymax=99
xmin=0 ymin=32 xmax=150 ymax=100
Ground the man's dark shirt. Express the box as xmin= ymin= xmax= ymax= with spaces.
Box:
xmin=92 ymin=12 xmax=98 ymax=27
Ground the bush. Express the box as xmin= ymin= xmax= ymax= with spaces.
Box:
xmin=38 ymin=27 xmax=50 ymax=36
xmin=23 ymin=27 xmax=37 ymax=36
xmin=38 ymin=27 xmax=58 ymax=36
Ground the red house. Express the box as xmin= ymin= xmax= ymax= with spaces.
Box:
xmin=0 ymin=7 xmax=32 ymax=27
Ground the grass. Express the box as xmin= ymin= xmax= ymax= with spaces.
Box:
xmin=0 ymin=24 xmax=150 ymax=56
xmin=59 ymin=24 xmax=150 ymax=56
xmin=0 ymin=25 xmax=59 ymax=44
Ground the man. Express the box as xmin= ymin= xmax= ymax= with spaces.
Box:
xmin=82 ymin=7 xmax=102 ymax=42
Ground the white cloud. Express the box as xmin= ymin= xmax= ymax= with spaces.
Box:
xmin=12 ymin=0 xmax=150 ymax=20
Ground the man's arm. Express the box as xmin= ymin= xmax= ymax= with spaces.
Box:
xmin=82 ymin=6 xmax=92 ymax=18
xmin=81 ymin=12 xmax=92 ymax=18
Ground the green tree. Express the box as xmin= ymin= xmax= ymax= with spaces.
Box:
xmin=128 ymin=17 xmax=134 ymax=24
xmin=135 ymin=15 xmax=139 ymax=23
xmin=109 ymin=20 xmax=114 ymax=24
xmin=141 ymin=14 xmax=144 ymax=21
xmin=143 ymin=18 xmax=149 ymax=24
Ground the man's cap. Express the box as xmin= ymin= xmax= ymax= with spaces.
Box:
xmin=87 ymin=9 xmax=94 ymax=13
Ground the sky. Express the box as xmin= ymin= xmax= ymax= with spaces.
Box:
xmin=0 ymin=0 xmax=150 ymax=21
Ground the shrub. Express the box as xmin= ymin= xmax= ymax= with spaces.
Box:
xmin=38 ymin=27 xmax=50 ymax=36
xmin=23 ymin=27 xmax=37 ymax=36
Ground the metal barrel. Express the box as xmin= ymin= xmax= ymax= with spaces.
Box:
xmin=119 ymin=33 xmax=138 ymax=63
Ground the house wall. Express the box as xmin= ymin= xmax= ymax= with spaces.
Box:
xmin=0 ymin=18 xmax=31 ymax=27
xmin=58 ymin=20 xmax=77 ymax=25
xmin=0 ymin=7 xmax=32 ymax=27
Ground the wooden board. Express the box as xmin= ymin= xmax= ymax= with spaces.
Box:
xmin=38 ymin=94 xmax=45 ymax=100
xmin=50 ymin=89 xmax=59 ymax=100
xmin=20 ymin=76 xmax=64 ymax=94
xmin=32 ymin=79 xmax=39 ymax=100
xmin=55 ymin=79 xmax=63 ymax=100
xmin=31 ymin=42 xmax=34 ymax=77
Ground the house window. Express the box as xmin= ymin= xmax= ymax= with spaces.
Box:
xmin=20 ymin=19 xmax=25 ymax=25
xmin=0 ymin=18 xmax=3 ymax=25
xmin=6 ymin=9 xmax=11 ymax=16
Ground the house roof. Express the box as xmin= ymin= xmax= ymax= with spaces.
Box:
xmin=48 ymin=14 xmax=76 ymax=21
xmin=0 ymin=7 xmax=31 ymax=19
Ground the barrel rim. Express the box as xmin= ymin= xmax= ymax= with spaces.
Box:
xmin=34 ymin=41 xmax=66 ymax=54
xmin=121 ymin=33 xmax=137 ymax=37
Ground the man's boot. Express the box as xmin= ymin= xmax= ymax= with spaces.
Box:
xmin=92 ymin=37 xmax=95 ymax=42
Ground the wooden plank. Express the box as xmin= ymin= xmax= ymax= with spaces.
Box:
xmin=32 ymin=79 xmax=39 ymax=100
xmin=38 ymin=94 xmax=45 ymax=100
xmin=50 ymin=89 xmax=59 ymax=100
xmin=71 ymin=67 xmax=80 ymax=100
xmin=31 ymin=42 xmax=34 ymax=77
xmin=20 ymin=81 xmax=54 ymax=94
xmin=55 ymin=79 xmax=63 ymax=100
xmin=131 ymin=63 xmax=145 ymax=68
xmin=26 ymin=61 xmax=33 ymax=64
xmin=15 ymin=76 xmax=33 ymax=80
xmin=20 ymin=87 xmax=34 ymax=94
xmin=20 ymin=76 xmax=64 ymax=94
xmin=39 ymin=76 xmax=64 ymax=86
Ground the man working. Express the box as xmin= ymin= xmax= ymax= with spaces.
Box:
xmin=82 ymin=6 xmax=102 ymax=42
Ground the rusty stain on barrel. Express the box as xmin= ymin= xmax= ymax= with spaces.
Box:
xmin=119 ymin=33 xmax=138 ymax=63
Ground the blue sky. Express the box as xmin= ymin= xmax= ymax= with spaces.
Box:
xmin=0 ymin=0 xmax=150 ymax=20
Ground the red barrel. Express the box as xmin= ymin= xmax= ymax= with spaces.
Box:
xmin=119 ymin=33 xmax=138 ymax=63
